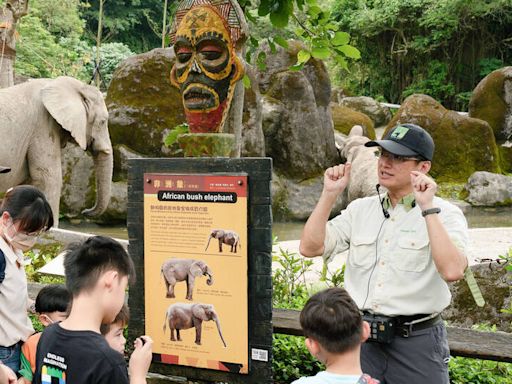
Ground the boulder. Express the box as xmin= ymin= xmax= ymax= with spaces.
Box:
xmin=385 ymin=94 xmax=501 ymax=182
xmin=331 ymin=105 xmax=376 ymax=139
xmin=468 ymin=66 xmax=512 ymax=141
xmin=241 ymin=66 xmax=265 ymax=157
xmin=256 ymin=41 xmax=338 ymax=179
xmin=339 ymin=96 xmax=392 ymax=127
xmin=464 ymin=171 xmax=512 ymax=206
xmin=106 ymin=48 xmax=185 ymax=166
xmin=444 ymin=262 xmax=511 ymax=332
xmin=61 ymin=143 xmax=127 ymax=222
xmin=272 ymin=172 xmax=345 ymax=221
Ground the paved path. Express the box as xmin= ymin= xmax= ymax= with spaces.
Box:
xmin=273 ymin=227 xmax=512 ymax=285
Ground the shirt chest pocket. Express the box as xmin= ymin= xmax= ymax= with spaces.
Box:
xmin=393 ymin=237 xmax=430 ymax=272
xmin=349 ymin=235 xmax=378 ymax=269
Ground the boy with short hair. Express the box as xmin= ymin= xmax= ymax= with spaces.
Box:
xmin=292 ymin=287 xmax=379 ymax=384
xmin=101 ymin=304 xmax=130 ymax=355
xmin=33 ymin=236 xmax=153 ymax=384
xmin=18 ymin=284 xmax=70 ymax=384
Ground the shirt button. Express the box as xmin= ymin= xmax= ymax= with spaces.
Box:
xmin=384 ymin=239 xmax=389 ymax=244
xmin=391 ymin=217 xmax=395 ymax=222
xmin=378 ymin=283 xmax=382 ymax=288
xmin=380 ymin=261 xmax=385 ymax=266
xmin=411 ymin=242 xmax=415 ymax=246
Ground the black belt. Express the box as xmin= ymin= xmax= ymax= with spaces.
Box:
xmin=394 ymin=314 xmax=442 ymax=337
xmin=363 ymin=312 xmax=442 ymax=338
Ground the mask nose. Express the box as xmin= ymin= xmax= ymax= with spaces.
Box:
xmin=191 ymin=59 xmax=202 ymax=74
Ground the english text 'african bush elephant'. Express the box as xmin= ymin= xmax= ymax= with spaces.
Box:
xmin=0 ymin=76 xmax=113 ymax=225
xmin=161 ymin=258 xmax=213 ymax=300
xmin=205 ymin=229 xmax=240 ymax=253
xmin=163 ymin=303 xmax=227 ymax=347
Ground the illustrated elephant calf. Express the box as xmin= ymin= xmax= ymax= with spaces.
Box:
xmin=161 ymin=258 xmax=213 ymax=300
xmin=205 ymin=229 xmax=240 ymax=253
xmin=0 ymin=76 xmax=113 ymax=225
xmin=163 ymin=303 xmax=227 ymax=347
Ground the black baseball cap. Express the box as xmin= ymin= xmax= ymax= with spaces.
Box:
xmin=365 ymin=123 xmax=435 ymax=161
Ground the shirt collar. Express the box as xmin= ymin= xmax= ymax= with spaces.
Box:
xmin=382 ymin=192 xmax=416 ymax=211
xmin=0 ymin=235 xmax=24 ymax=265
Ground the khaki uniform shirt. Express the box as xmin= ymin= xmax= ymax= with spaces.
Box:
xmin=0 ymin=236 xmax=34 ymax=346
xmin=323 ymin=194 xmax=468 ymax=316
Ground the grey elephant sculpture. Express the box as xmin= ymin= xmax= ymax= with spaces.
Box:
xmin=0 ymin=76 xmax=113 ymax=225
xmin=163 ymin=303 xmax=227 ymax=347
xmin=161 ymin=258 xmax=213 ymax=300
xmin=205 ymin=229 xmax=240 ymax=253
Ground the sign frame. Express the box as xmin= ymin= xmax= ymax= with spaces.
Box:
xmin=127 ymin=158 xmax=273 ymax=383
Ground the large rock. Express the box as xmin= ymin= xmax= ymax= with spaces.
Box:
xmin=469 ymin=66 xmax=512 ymax=141
xmin=464 ymin=171 xmax=512 ymax=206
xmin=241 ymin=66 xmax=265 ymax=157
xmin=331 ymin=105 xmax=376 ymax=139
xmin=256 ymin=41 xmax=338 ymax=179
xmin=61 ymin=143 xmax=127 ymax=222
xmin=106 ymin=48 xmax=185 ymax=168
xmin=272 ymin=173 xmax=344 ymax=221
xmin=385 ymin=94 xmax=501 ymax=182
xmin=339 ymin=96 xmax=391 ymax=127
xmin=468 ymin=66 xmax=512 ymax=172
xmin=444 ymin=262 xmax=511 ymax=332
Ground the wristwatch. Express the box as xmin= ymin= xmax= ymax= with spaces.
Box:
xmin=422 ymin=207 xmax=441 ymax=217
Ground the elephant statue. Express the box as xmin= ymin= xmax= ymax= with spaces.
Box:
xmin=0 ymin=76 xmax=113 ymax=225
xmin=163 ymin=303 xmax=227 ymax=347
xmin=161 ymin=258 xmax=213 ymax=300
xmin=205 ymin=229 xmax=240 ymax=253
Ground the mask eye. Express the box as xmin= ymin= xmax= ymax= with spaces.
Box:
xmin=176 ymin=46 xmax=193 ymax=63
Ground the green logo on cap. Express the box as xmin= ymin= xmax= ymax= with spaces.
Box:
xmin=390 ymin=126 xmax=409 ymax=140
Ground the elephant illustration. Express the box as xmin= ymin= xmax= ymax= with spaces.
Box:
xmin=161 ymin=258 xmax=213 ymax=300
xmin=163 ymin=303 xmax=227 ymax=347
xmin=205 ymin=229 xmax=240 ymax=253
xmin=0 ymin=76 xmax=113 ymax=225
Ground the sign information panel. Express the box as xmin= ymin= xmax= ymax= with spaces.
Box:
xmin=143 ymin=173 xmax=248 ymax=373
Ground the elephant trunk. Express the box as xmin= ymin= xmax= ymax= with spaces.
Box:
xmin=205 ymin=235 xmax=212 ymax=251
xmin=214 ymin=316 xmax=227 ymax=348
xmin=205 ymin=267 xmax=214 ymax=286
xmin=82 ymin=149 xmax=113 ymax=217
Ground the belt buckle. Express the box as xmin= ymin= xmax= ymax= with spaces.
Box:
xmin=400 ymin=322 xmax=413 ymax=338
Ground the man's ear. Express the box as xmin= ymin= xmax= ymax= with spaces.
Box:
xmin=419 ymin=160 xmax=432 ymax=174
xmin=102 ymin=270 xmax=119 ymax=290
xmin=361 ymin=320 xmax=371 ymax=343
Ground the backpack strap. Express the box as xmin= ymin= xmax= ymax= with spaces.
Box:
xmin=0 ymin=248 xmax=6 ymax=284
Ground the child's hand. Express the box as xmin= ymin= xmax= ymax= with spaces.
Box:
xmin=128 ymin=335 xmax=153 ymax=384
xmin=0 ymin=363 xmax=17 ymax=384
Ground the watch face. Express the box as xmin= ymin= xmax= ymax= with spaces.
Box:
xmin=422 ymin=208 xmax=440 ymax=217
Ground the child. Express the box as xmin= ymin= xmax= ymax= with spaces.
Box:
xmin=33 ymin=236 xmax=152 ymax=384
xmin=101 ymin=304 xmax=129 ymax=355
xmin=0 ymin=186 xmax=53 ymax=373
xmin=18 ymin=284 xmax=71 ymax=384
xmin=292 ymin=287 xmax=379 ymax=384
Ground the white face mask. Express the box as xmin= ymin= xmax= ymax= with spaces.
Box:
xmin=3 ymin=219 xmax=40 ymax=252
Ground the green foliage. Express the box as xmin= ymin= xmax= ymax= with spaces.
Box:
xmin=83 ymin=42 xmax=134 ymax=89
xmin=449 ymin=355 xmax=512 ymax=383
xmin=499 ymin=247 xmax=512 ymax=315
xmin=272 ymin=246 xmax=312 ymax=309
xmin=273 ymin=334 xmax=323 ymax=383
xmin=24 ymin=244 xmax=64 ymax=284
xmin=332 ymin=0 xmax=512 ymax=108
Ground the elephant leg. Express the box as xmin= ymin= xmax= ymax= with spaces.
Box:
xmin=176 ymin=329 xmax=182 ymax=341
xmin=186 ymin=276 xmax=194 ymax=301
xmin=171 ymin=328 xmax=176 ymax=341
xmin=166 ymin=276 xmax=176 ymax=298
xmin=218 ymin=239 xmax=223 ymax=252
xmin=193 ymin=318 xmax=202 ymax=345
xmin=27 ymin=131 xmax=63 ymax=226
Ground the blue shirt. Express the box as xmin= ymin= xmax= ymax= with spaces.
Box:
xmin=292 ymin=371 xmax=362 ymax=384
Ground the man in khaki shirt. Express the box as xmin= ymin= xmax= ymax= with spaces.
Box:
xmin=300 ymin=123 xmax=468 ymax=384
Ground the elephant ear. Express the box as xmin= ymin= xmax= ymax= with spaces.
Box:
xmin=190 ymin=261 xmax=205 ymax=277
xmin=192 ymin=304 xmax=210 ymax=321
xmin=41 ymin=76 xmax=88 ymax=150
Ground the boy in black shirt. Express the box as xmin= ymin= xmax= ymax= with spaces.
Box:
xmin=33 ymin=236 xmax=153 ymax=384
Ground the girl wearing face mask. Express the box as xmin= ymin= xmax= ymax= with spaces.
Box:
xmin=0 ymin=185 xmax=53 ymax=374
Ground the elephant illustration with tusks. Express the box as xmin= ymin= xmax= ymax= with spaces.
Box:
xmin=163 ymin=303 xmax=227 ymax=347
xmin=205 ymin=229 xmax=240 ymax=253
xmin=161 ymin=259 xmax=213 ymax=300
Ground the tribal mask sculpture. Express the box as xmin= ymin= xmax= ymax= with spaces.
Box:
xmin=170 ymin=0 xmax=247 ymax=133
